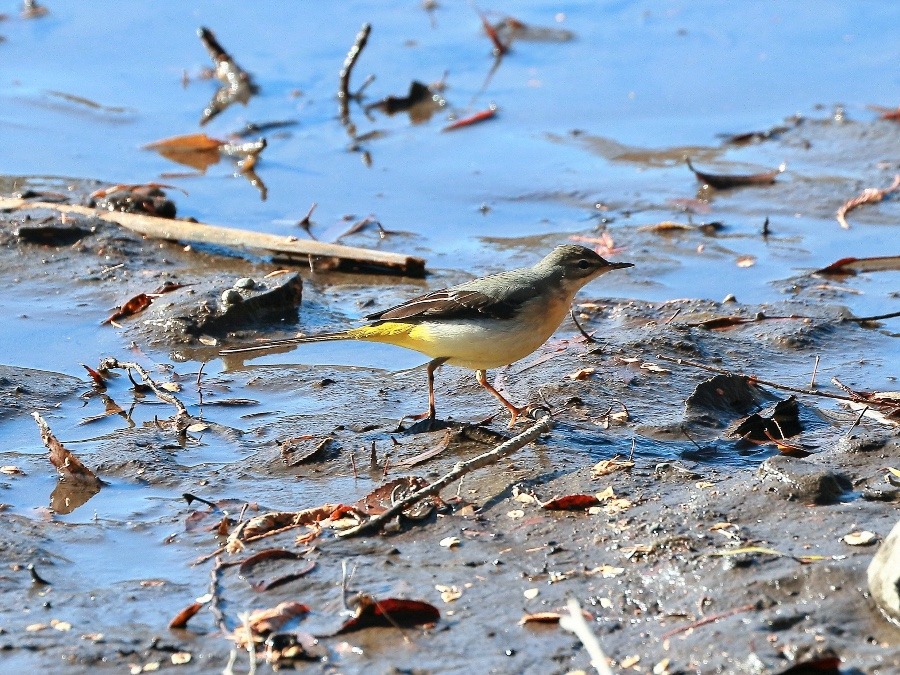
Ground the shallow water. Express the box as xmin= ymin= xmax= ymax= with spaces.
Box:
xmin=1 ymin=1 xmax=899 ymax=671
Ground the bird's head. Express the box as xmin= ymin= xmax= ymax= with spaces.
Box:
xmin=539 ymin=244 xmax=633 ymax=287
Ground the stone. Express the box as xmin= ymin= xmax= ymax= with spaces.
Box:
xmin=867 ymin=518 xmax=900 ymax=627
xmin=757 ymin=455 xmax=851 ymax=505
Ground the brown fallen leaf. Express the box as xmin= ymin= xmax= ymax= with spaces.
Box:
xmin=102 ymin=293 xmax=153 ymax=325
xmin=144 ymin=133 xmax=225 ymax=152
xmin=32 ymin=412 xmax=103 ymax=489
xmin=868 ymin=104 xmax=900 ymax=121
xmin=237 ymin=548 xmax=316 ymax=592
xmin=836 ymin=174 xmax=900 ymax=229
xmin=540 ymin=494 xmax=602 ymax=511
xmin=145 ymin=133 xmax=225 ymax=172
xmin=813 ymin=255 xmax=900 ymax=276
xmin=334 ymin=595 xmax=439 ymax=634
xmin=226 ymin=504 xmax=342 ymax=552
xmin=687 ymin=158 xmax=783 ymax=189
xmin=169 ymin=599 xmax=208 ymax=629
xmin=81 ymin=363 xmax=107 ymax=390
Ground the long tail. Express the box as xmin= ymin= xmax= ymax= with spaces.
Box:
xmin=219 ymin=331 xmax=354 ymax=355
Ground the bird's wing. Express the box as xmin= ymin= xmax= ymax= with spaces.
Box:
xmin=365 ymin=287 xmax=522 ymax=321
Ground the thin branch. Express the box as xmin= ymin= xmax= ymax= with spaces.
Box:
xmin=661 ymin=602 xmax=757 ymax=640
xmin=843 ymin=310 xmax=900 ymax=323
xmin=338 ymin=412 xmax=553 ymax=538
xmin=570 ymin=308 xmax=598 ymax=343
xmin=655 ymin=354 xmax=865 ymax=405
xmin=99 ymin=358 xmax=190 ymax=426
xmin=338 ymin=23 xmax=372 ymax=103
xmin=559 ymin=598 xmax=614 ymax=675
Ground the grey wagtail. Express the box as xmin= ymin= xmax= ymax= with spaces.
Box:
xmin=221 ymin=244 xmax=632 ymax=425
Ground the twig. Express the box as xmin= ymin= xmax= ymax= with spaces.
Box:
xmin=338 ymin=23 xmax=372 ymax=103
xmin=338 ymin=412 xmax=553 ymax=538
xmin=298 ymin=202 xmax=317 ymax=238
xmin=197 ymin=361 xmax=206 ymax=409
xmin=338 ymin=23 xmax=372 ymax=137
xmin=570 ymin=308 xmax=598 ymax=343
xmin=99 ymin=358 xmax=191 ymax=429
xmin=843 ymin=310 xmax=900 ymax=323
xmin=810 ymin=355 xmax=820 ymax=389
xmin=848 ymin=406 xmax=869 ymax=433
xmin=209 ymin=556 xmax=230 ymax=634
xmin=656 ymin=354 xmax=866 ymax=405
xmin=559 ymin=598 xmax=614 ymax=675
xmin=661 ymin=602 xmax=757 ymax=640
xmin=663 ymin=308 xmax=682 ymax=325
xmin=679 ymin=425 xmax=703 ymax=451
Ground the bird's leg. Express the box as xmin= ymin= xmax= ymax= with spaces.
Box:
xmin=475 ymin=369 xmax=526 ymax=427
xmin=398 ymin=357 xmax=448 ymax=426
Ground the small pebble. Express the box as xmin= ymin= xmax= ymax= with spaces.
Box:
xmin=234 ymin=277 xmax=256 ymax=289
xmin=221 ymin=289 xmax=243 ymax=305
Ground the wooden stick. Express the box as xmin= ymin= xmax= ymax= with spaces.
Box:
xmin=0 ymin=197 xmax=425 ymax=277
xmin=337 ymin=412 xmax=553 ymax=538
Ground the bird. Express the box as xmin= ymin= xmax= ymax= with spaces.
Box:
xmin=221 ymin=244 xmax=632 ymax=425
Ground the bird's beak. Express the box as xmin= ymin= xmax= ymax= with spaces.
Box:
xmin=607 ymin=261 xmax=634 ymax=269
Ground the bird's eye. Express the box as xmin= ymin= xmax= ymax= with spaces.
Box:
xmin=577 ymin=259 xmax=591 ymax=270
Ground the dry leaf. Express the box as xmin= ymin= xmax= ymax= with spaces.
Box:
xmin=585 ymin=564 xmax=625 ymax=578
xmin=591 ymin=457 xmax=634 ymax=477
xmin=841 ymin=531 xmax=877 ymax=546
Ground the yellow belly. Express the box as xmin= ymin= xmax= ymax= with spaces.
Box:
xmin=347 ymin=295 xmax=572 ymax=370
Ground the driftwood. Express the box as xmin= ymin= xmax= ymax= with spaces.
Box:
xmin=0 ymin=197 xmax=425 ymax=277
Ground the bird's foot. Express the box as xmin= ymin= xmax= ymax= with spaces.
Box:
xmin=507 ymin=403 xmax=552 ymax=428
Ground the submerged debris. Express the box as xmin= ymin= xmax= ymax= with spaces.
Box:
xmin=197 ymin=26 xmax=259 ymax=125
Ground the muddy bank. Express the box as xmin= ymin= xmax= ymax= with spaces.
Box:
xmin=1 ymin=201 xmax=899 ymax=672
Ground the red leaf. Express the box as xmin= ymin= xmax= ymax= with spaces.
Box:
xmin=335 ymin=595 xmax=440 ymax=634
xmin=443 ymin=106 xmax=497 ymax=132
xmin=540 ymin=494 xmax=601 ymax=511
xmin=102 ymin=293 xmax=153 ymax=325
